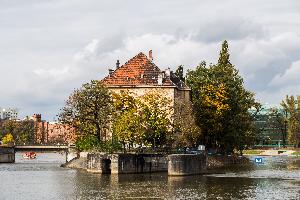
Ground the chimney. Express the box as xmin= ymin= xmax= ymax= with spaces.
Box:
xmin=116 ymin=60 xmax=120 ymax=69
xmin=32 ymin=114 xmax=41 ymax=122
xmin=157 ymin=73 xmax=163 ymax=85
xmin=165 ymin=68 xmax=171 ymax=77
xmin=108 ymin=69 xmax=114 ymax=76
xmin=149 ymin=50 xmax=153 ymax=61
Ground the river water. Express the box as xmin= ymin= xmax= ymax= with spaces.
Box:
xmin=0 ymin=153 xmax=299 ymax=200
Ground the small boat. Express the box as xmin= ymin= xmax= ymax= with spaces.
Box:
xmin=22 ymin=152 xmax=37 ymax=159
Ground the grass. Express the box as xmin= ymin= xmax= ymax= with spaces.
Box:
xmin=291 ymin=151 xmax=300 ymax=156
xmin=243 ymin=149 xmax=264 ymax=155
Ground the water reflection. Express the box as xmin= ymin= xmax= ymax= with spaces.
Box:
xmin=0 ymin=153 xmax=299 ymax=199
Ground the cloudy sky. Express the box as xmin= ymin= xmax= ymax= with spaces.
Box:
xmin=1 ymin=0 xmax=300 ymax=120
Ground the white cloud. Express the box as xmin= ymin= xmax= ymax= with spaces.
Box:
xmin=2 ymin=0 xmax=300 ymax=119
xmin=34 ymin=66 xmax=70 ymax=79
xmin=270 ymin=60 xmax=300 ymax=86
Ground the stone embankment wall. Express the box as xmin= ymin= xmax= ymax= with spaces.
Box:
xmin=87 ymin=153 xmax=168 ymax=174
xmin=63 ymin=149 xmax=250 ymax=176
xmin=0 ymin=146 xmax=15 ymax=163
xmin=168 ymin=154 xmax=206 ymax=176
xmin=62 ymin=152 xmax=87 ymax=169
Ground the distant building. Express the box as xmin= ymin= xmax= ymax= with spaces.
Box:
xmin=0 ymin=108 xmax=18 ymax=120
xmin=31 ymin=114 xmax=76 ymax=145
xmin=252 ymin=104 xmax=288 ymax=146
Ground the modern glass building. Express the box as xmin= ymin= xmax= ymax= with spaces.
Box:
xmin=251 ymin=104 xmax=288 ymax=147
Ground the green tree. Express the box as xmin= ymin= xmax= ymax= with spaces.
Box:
xmin=112 ymin=90 xmax=172 ymax=151
xmin=141 ymin=91 xmax=172 ymax=149
xmin=0 ymin=119 xmax=35 ymax=145
xmin=112 ymin=91 xmax=145 ymax=152
xmin=59 ymin=80 xmax=113 ymax=146
xmin=175 ymin=65 xmax=185 ymax=82
xmin=173 ymin=101 xmax=201 ymax=148
xmin=186 ymin=40 xmax=257 ymax=154
xmin=281 ymin=95 xmax=300 ymax=147
xmin=267 ymin=107 xmax=287 ymax=147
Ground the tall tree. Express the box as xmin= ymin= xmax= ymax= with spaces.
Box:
xmin=173 ymin=101 xmax=201 ymax=148
xmin=175 ymin=65 xmax=185 ymax=82
xmin=112 ymin=91 xmax=145 ymax=152
xmin=59 ymin=80 xmax=112 ymax=142
xmin=267 ymin=107 xmax=287 ymax=147
xmin=141 ymin=91 xmax=172 ymax=149
xmin=112 ymin=90 xmax=172 ymax=151
xmin=281 ymin=95 xmax=300 ymax=147
xmin=186 ymin=40 xmax=257 ymax=154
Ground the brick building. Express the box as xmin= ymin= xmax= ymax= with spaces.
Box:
xmin=32 ymin=114 xmax=76 ymax=145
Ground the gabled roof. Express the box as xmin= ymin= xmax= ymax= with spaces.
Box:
xmin=102 ymin=52 xmax=189 ymax=90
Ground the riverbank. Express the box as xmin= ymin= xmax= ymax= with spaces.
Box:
xmin=243 ymin=148 xmax=300 ymax=156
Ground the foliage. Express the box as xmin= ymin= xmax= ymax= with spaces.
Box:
xmin=75 ymin=134 xmax=101 ymax=151
xmin=141 ymin=91 xmax=172 ymax=149
xmin=292 ymin=151 xmax=300 ymax=156
xmin=173 ymin=101 xmax=201 ymax=148
xmin=175 ymin=65 xmax=185 ymax=82
xmin=2 ymin=133 xmax=14 ymax=145
xmin=59 ymin=80 xmax=113 ymax=142
xmin=281 ymin=95 xmax=300 ymax=147
xmin=112 ymin=91 xmax=144 ymax=152
xmin=0 ymin=119 xmax=35 ymax=145
xmin=75 ymin=134 xmax=122 ymax=152
xmin=112 ymin=90 xmax=172 ymax=151
xmin=186 ymin=40 xmax=258 ymax=154
xmin=242 ymin=149 xmax=264 ymax=155
xmin=267 ymin=107 xmax=287 ymax=146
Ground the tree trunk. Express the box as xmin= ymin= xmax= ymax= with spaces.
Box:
xmin=96 ymin=123 xmax=101 ymax=142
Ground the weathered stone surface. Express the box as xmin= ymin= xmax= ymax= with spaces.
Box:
xmin=207 ymin=155 xmax=249 ymax=169
xmin=0 ymin=146 xmax=15 ymax=163
xmin=66 ymin=146 xmax=78 ymax=162
xmin=168 ymin=154 xmax=206 ymax=176
xmin=86 ymin=153 xmax=168 ymax=174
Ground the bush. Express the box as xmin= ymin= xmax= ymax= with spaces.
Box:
xmin=75 ymin=135 xmax=99 ymax=151
xmin=75 ymin=134 xmax=123 ymax=153
xmin=96 ymin=140 xmax=123 ymax=153
xmin=2 ymin=133 xmax=14 ymax=145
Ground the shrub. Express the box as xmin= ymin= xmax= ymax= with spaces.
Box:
xmin=2 ymin=133 xmax=14 ymax=145
xmin=75 ymin=135 xmax=99 ymax=151
xmin=75 ymin=134 xmax=122 ymax=153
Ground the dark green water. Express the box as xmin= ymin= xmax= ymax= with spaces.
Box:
xmin=0 ymin=153 xmax=299 ymax=199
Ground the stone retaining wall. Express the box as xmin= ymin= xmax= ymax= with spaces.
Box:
xmin=0 ymin=146 xmax=15 ymax=163
xmin=168 ymin=154 xmax=206 ymax=176
xmin=207 ymin=155 xmax=249 ymax=169
xmin=87 ymin=153 xmax=168 ymax=174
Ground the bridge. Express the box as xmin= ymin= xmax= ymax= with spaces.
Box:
xmin=14 ymin=145 xmax=69 ymax=152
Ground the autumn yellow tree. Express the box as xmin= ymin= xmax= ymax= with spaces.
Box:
xmin=112 ymin=90 xmax=172 ymax=151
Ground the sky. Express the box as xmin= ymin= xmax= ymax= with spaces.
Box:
xmin=1 ymin=0 xmax=300 ymax=120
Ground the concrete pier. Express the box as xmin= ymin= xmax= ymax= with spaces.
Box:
xmin=87 ymin=153 xmax=168 ymax=174
xmin=0 ymin=146 xmax=15 ymax=163
xmin=168 ymin=154 xmax=206 ymax=176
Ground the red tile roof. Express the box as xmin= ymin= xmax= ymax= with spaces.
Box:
xmin=102 ymin=52 xmax=188 ymax=89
